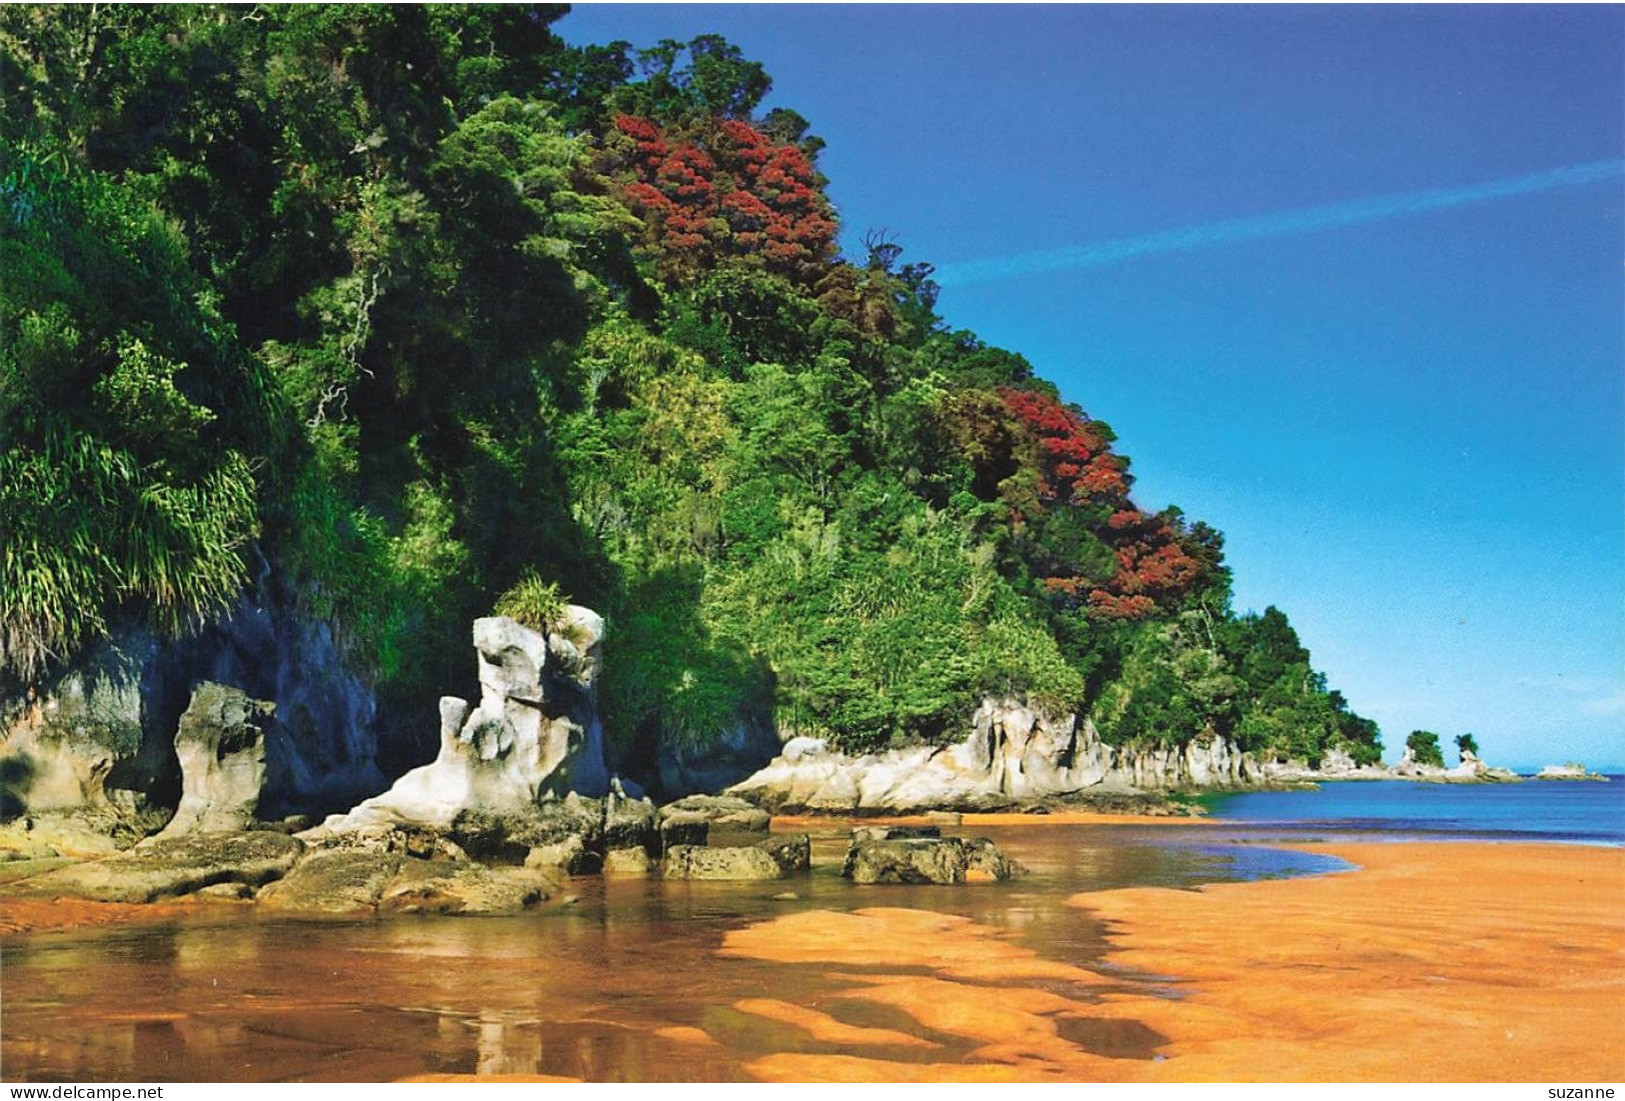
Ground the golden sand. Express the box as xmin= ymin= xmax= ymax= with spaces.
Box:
xmin=719 ymin=841 xmax=1625 ymax=1082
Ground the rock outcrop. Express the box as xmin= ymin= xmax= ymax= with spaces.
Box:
xmin=1537 ymin=763 xmax=1609 ymax=781
xmin=319 ymin=611 xmax=610 ymax=836
xmin=657 ymin=794 xmax=770 ymax=836
xmin=156 ymin=683 xmax=275 ymax=837
xmin=841 ymin=828 xmax=1024 ymax=885
xmin=255 ymin=848 xmax=553 ymax=915
xmin=16 ymin=831 xmax=305 ymax=903
xmin=660 ymin=834 xmax=810 ymax=881
xmin=728 ymin=698 xmax=1256 ymax=813
xmin=0 ymin=637 xmax=167 ymax=849
xmin=0 ymin=582 xmax=388 ymax=851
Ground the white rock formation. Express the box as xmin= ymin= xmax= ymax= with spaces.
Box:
xmin=318 ymin=610 xmax=609 ymax=834
xmin=728 ymin=697 xmax=1257 ymax=812
xmin=156 ymin=683 xmax=274 ymax=837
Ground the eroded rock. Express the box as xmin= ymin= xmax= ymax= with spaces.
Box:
xmin=842 ymin=835 xmax=1024 ymax=886
xmin=257 ymin=849 xmax=402 ymax=913
xmin=658 ymin=794 xmax=770 ymax=835
xmin=661 ymin=834 xmax=811 ymax=881
xmin=319 ymin=612 xmax=609 ymax=836
xmin=19 ymin=831 xmax=303 ymax=903
xmin=158 ymin=683 xmax=274 ymax=838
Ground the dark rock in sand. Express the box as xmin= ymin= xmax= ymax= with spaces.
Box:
xmin=662 ymin=833 xmax=811 ymax=881
xmin=842 ymin=835 xmax=1024 ymax=886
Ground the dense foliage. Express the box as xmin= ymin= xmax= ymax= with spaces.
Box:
xmin=1407 ymin=730 xmax=1447 ymax=768
xmin=0 ymin=6 xmax=1381 ymax=779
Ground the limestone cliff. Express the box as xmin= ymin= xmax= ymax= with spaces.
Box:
xmin=0 ymin=585 xmax=387 ymax=845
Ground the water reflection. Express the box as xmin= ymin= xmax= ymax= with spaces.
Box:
xmin=2 ymin=824 xmax=1345 ymax=1082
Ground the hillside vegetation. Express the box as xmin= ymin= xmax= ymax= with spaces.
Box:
xmin=0 ymin=6 xmax=1382 ymax=783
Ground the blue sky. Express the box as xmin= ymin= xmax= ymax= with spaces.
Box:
xmin=558 ymin=5 xmax=1624 ymax=771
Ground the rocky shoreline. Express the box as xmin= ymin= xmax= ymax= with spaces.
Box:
xmin=1 ymin=613 xmax=1033 ymax=919
xmin=0 ymin=610 xmax=1541 ymax=918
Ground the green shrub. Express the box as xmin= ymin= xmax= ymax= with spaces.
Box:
xmin=494 ymin=569 xmax=569 ymax=632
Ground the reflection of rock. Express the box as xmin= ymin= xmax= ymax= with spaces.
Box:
xmin=661 ymin=834 xmax=810 ymax=881
xmin=157 ymin=683 xmax=274 ymax=838
xmin=18 ymin=831 xmax=303 ymax=903
xmin=842 ymin=834 xmax=1025 ymax=885
xmin=320 ymin=611 xmax=609 ymax=836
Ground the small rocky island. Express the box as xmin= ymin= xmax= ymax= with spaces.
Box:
xmin=1536 ymin=763 xmax=1610 ymax=781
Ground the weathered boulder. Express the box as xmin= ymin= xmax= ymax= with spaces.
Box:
xmin=377 ymin=860 xmax=551 ymax=915
xmin=253 ymin=849 xmax=553 ymax=915
xmin=603 ymin=791 xmax=659 ymax=853
xmin=156 ymin=683 xmax=274 ymax=838
xmin=659 ymin=815 xmax=709 ymax=851
xmin=960 ymin=837 xmax=1025 ymax=882
xmin=757 ymin=833 xmax=812 ymax=874
xmin=18 ymin=831 xmax=303 ymax=903
xmin=658 ymin=794 xmax=770 ymax=838
xmin=662 ymin=834 xmax=811 ymax=881
xmin=602 ymin=847 xmax=654 ymax=877
xmin=451 ymin=792 xmax=604 ymax=868
xmin=842 ymin=835 xmax=1024 ymax=886
xmin=851 ymin=825 xmax=940 ymax=843
xmin=319 ymin=611 xmax=609 ymax=836
xmin=257 ymin=849 xmax=402 ymax=913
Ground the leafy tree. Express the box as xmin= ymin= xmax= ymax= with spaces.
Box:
xmin=1456 ymin=732 xmax=1479 ymax=760
xmin=0 ymin=9 xmax=1382 ymax=788
xmin=1407 ymin=730 xmax=1446 ymax=768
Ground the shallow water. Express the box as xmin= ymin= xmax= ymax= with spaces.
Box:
xmin=0 ymin=823 xmax=1344 ymax=1082
xmin=1206 ymin=777 xmax=1625 ymax=845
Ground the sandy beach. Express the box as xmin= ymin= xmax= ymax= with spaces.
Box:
xmin=3 ymin=831 xmax=1620 ymax=1082
xmin=724 ymin=839 xmax=1625 ymax=1082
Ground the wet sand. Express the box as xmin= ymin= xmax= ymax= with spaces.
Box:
xmin=722 ymin=841 xmax=1625 ymax=1082
xmin=4 ymin=830 xmax=1620 ymax=1082
xmin=1078 ymin=841 xmax=1625 ymax=1082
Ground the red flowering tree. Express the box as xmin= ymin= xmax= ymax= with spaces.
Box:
xmin=994 ymin=387 xmax=1203 ymax=620
xmin=604 ymin=114 xmax=837 ymax=285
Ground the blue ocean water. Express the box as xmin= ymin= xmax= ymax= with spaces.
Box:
xmin=1204 ymin=777 xmax=1624 ymax=845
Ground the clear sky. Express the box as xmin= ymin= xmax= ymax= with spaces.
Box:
xmin=557 ymin=4 xmax=1625 ymax=771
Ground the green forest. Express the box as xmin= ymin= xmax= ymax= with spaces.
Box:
xmin=0 ymin=5 xmax=1382 ymax=787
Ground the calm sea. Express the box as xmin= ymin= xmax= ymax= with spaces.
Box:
xmin=1205 ymin=777 xmax=1624 ymax=845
